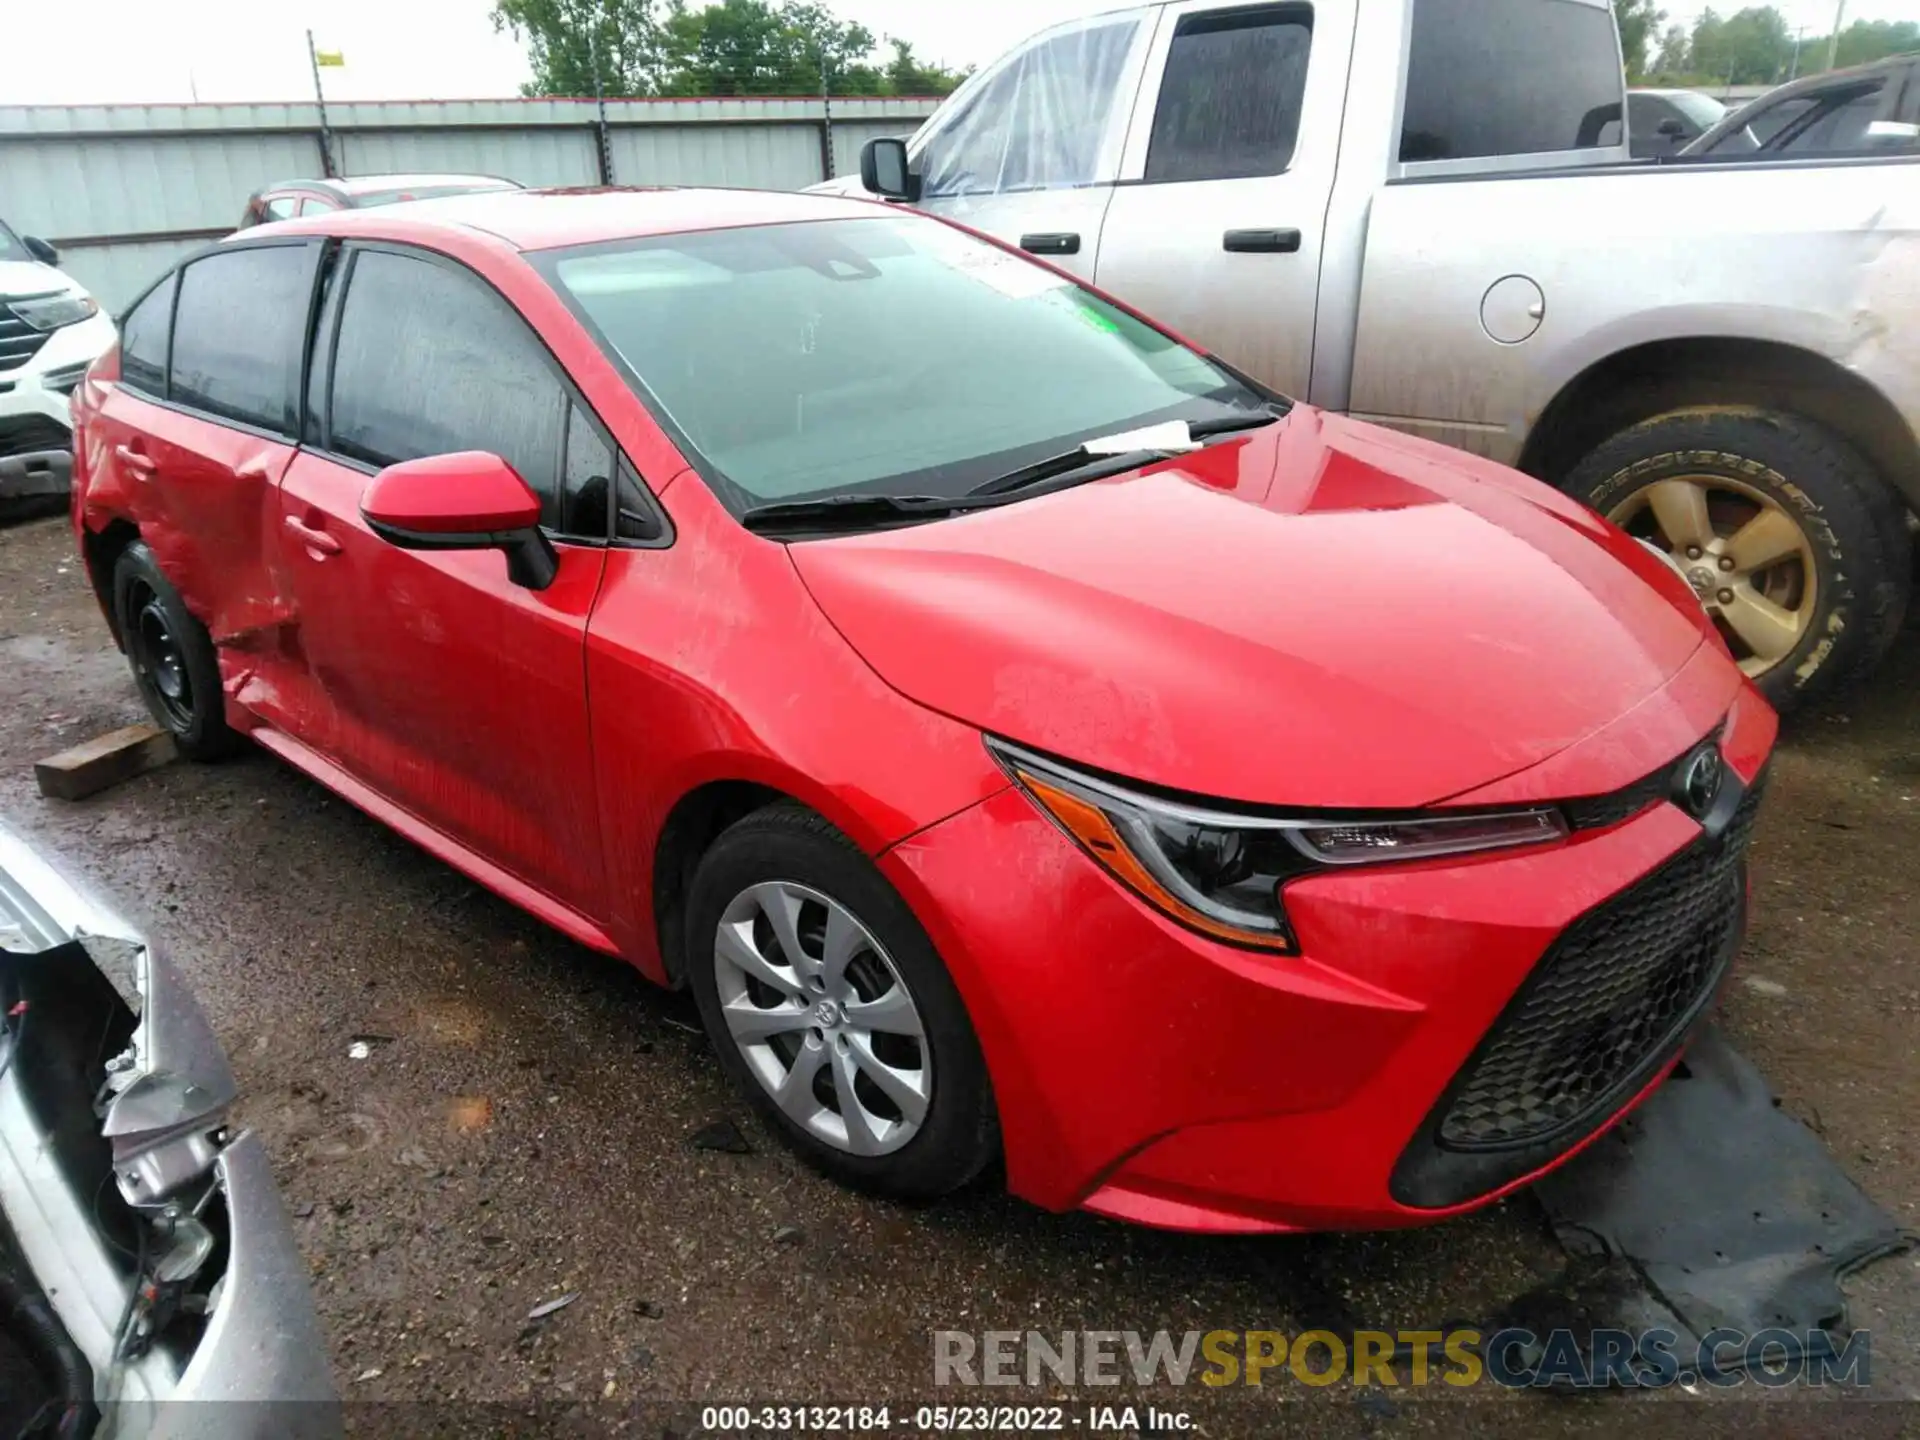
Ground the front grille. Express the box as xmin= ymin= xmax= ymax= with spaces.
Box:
xmin=0 ymin=414 xmax=71 ymax=459
xmin=0 ymin=306 xmax=50 ymax=374
xmin=1390 ymin=768 xmax=1765 ymax=1208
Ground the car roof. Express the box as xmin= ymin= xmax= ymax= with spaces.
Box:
xmin=262 ymin=185 xmax=902 ymax=252
xmin=256 ymin=173 xmax=518 ymax=198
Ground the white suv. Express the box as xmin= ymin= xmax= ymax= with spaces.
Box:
xmin=1 ymin=217 xmax=116 ymax=515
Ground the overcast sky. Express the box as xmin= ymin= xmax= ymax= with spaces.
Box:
xmin=6 ymin=0 xmax=1917 ymax=106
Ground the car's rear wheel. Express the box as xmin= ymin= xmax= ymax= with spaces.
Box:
xmin=684 ymin=803 xmax=997 ymax=1199
xmin=111 ymin=540 xmax=241 ymax=760
xmin=1566 ymin=410 xmax=1911 ymax=711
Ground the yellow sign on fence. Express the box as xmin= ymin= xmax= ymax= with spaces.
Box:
xmin=315 ymin=49 xmax=346 ymax=67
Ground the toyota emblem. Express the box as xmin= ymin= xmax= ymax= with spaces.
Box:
xmin=1678 ymin=744 xmax=1724 ymax=820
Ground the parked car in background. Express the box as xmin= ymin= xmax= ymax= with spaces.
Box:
xmin=1683 ymin=53 xmax=1920 ymax=158
xmin=236 ymin=173 xmax=521 ymax=228
xmin=0 ymin=218 xmax=116 ymax=518
xmin=0 ymin=821 xmax=336 ymax=1437
xmin=829 ymin=0 xmax=1919 ymax=711
xmin=71 ymin=188 xmax=1776 ymax=1232
xmin=1628 ymin=88 xmax=1725 ymax=158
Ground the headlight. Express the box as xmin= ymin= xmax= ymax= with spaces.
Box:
xmin=988 ymin=738 xmax=1567 ymax=954
xmin=9 ymin=291 xmax=99 ymax=332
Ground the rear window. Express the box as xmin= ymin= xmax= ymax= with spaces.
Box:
xmin=168 ymin=245 xmax=315 ymax=433
xmin=118 ymin=273 xmax=176 ymax=397
xmin=1400 ymin=0 xmax=1622 ymax=163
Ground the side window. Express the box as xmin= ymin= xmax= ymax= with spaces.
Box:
xmin=1400 ymin=0 xmax=1623 ymax=163
xmin=326 ymin=248 xmax=566 ymax=530
xmin=118 ymin=273 xmax=176 ymax=398
xmin=1775 ymin=84 xmax=1885 ymax=154
xmin=297 ymin=195 xmax=342 ymax=215
xmin=263 ymin=195 xmax=298 ymax=221
xmin=1144 ymin=7 xmax=1312 ymax=183
xmin=918 ymin=17 xmax=1141 ymax=197
xmin=169 ymin=245 xmax=314 ymax=434
xmin=561 ymin=401 xmax=612 ymax=538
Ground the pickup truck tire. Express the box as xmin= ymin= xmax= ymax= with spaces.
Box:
xmin=111 ymin=540 xmax=242 ymax=761
xmin=1566 ymin=409 xmax=1911 ymax=711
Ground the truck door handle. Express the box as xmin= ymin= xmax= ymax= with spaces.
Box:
xmin=1223 ymin=228 xmax=1302 ymax=254
xmin=114 ymin=443 xmax=156 ymax=477
xmin=1020 ymin=232 xmax=1081 ymax=256
xmin=283 ymin=514 xmax=342 ymax=557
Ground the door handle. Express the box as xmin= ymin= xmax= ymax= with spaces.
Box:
xmin=1020 ymin=232 xmax=1081 ymax=256
xmin=283 ymin=514 xmax=342 ymax=557
xmin=114 ymin=443 xmax=156 ymax=477
xmin=1223 ymin=228 xmax=1303 ymax=254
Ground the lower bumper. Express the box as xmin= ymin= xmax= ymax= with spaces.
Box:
xmin=882 ymin=694 xmax=1774 ymax=1233
xmin=0 ymin=447 xmax=72 ymax=501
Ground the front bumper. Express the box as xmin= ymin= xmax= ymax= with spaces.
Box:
xmin=0 ymin=310 xmax=112 ymax=505
xmin=881 ymin=680 xmax=1776 ymax=1233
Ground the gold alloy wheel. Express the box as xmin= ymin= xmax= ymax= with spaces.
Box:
xmin=1607 ymin=475 xmax=1818 ymax=680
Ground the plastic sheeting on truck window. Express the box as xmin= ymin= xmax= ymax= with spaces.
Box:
xmin=917 ymin=15 xmax=1143 ymax=198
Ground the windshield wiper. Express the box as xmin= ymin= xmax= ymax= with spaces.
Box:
xmin=1188 ymin=405 xmax=1286 ymax=438
xmin=739 ymin=492 xmax=967 ymax=534
xmin=964 ymin=448 xmax=1173 ymax=500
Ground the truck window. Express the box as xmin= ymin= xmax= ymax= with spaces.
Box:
xmin=919 ymin=17 xmax=1142 ymax=197
xmin=1773 ymin=82 xmax=1885 ymax=155
xmin=1400 ymin=0 xmax=1623 ymax=163
xmin=1144 ymin=6 xmax=1313 ymax=182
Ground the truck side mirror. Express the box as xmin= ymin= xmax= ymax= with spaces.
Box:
xmin=860 ymin=138 xmax=919 ymax=202
xmin=24 ymin=236 xmax=58 ymax=266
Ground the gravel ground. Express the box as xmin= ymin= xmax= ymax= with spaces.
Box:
xmin=1 ymin=513 xmax=1914 ymax=1438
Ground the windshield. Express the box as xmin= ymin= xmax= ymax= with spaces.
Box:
xmin=0 ymin=218 xmax=23 ymax=262
xmin=538 ymin=216 xmax=1267 ymax=512
xmin=1665 ymin=92 xmax=1725 ymax=131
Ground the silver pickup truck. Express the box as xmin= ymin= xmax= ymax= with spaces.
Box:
xmin=826 ymin=0 xmax=1919 ymax=710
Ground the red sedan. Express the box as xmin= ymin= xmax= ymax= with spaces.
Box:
xmin=69 ymin=189 xmax=1775 ymax=1232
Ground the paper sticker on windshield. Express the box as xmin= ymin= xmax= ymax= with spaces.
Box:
xmin=944 ymin=248 xmax=1072 ymax=301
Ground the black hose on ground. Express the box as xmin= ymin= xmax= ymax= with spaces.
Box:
xmin=0 ymin=1257 xmax=94 ymax=1440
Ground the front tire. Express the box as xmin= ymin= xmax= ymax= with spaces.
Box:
xmin=684 ymin=803 xmax=997 ymax=1200
xmin=111 ymin=539 xmax=241 ymax=760
xmin=1566 ymin=409 xmax=1911 ymax=711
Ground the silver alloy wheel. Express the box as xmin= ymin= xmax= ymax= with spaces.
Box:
xmin=712 ymin=880 xmax=931 ymax=1156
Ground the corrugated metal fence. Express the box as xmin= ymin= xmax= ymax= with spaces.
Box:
xmin=0 ymin=96 xmax=939 ymax=311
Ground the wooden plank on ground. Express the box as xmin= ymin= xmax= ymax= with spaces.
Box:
xmin=34 ymin=724 xmax=178 ymax=801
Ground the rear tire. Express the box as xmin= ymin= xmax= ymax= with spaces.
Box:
xmin=111 ymin=539 xmax=241 ymax=760
xmin=1565 ymin=409 xmax=1911 ymax=711
xmin=684 ymin=803 xmax=998 ymax=1200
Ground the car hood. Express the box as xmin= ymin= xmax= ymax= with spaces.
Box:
xmin=789 ymin=408 xmax=1716 ymax=808
xmin=0 ymin=257 xmax=73 ymax=299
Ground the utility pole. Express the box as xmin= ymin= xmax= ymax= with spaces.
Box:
xmin=1824 ymin=0 xmax=1847 ymax=72
xmin=819 ymin=51 xmax=836 ymax=181
xmin=307 ymin=29 xmax=338 ymax=178
xmin=587 ymin=16 xmax=614 ymax=185
xmin=1788 ymin=27 xmax=1805 ymax=82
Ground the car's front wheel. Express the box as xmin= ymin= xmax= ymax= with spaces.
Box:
xmin=1566 ymin=409 xmax=1911 ymax=711
xmin=111 ymin=539 xmax=241 ymax=760
xmin=684 ymin=803 xmax=998 ymax=1199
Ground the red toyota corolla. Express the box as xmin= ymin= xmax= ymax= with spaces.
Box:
xmin=69 ymin=188 xmax=1775 ymax=1232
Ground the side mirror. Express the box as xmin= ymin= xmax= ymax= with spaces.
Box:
xmin=1656 ymin=118 xmax=1686 ymax=139
xmin=1864 ymin=120 xmax=1920 ymax=149
xmin=23 ymin=236 xmax=58 ymax=266
xmin=360 ymin=451 xmax=559 ymax=590
xmin=860 ymin=137 xmax=918 ymax=201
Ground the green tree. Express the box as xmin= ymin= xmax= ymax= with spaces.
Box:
xmin=656 ymin=0 xmax=884 ymax=95
xmin=1831 ymin=19 xmax=1920 ymax=70
xmin=1614 ymin=0 xmax=1668 ymax=81
xmin=1689 ymin=6 xmax=1795 ymax=84
xmin=492 ymin=0 xmax=663 ymax=96
xmin=1650 ymin=21 xmax=1692 ymax=78
xmin=883 ymin=38 xmax=967 ymax=96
